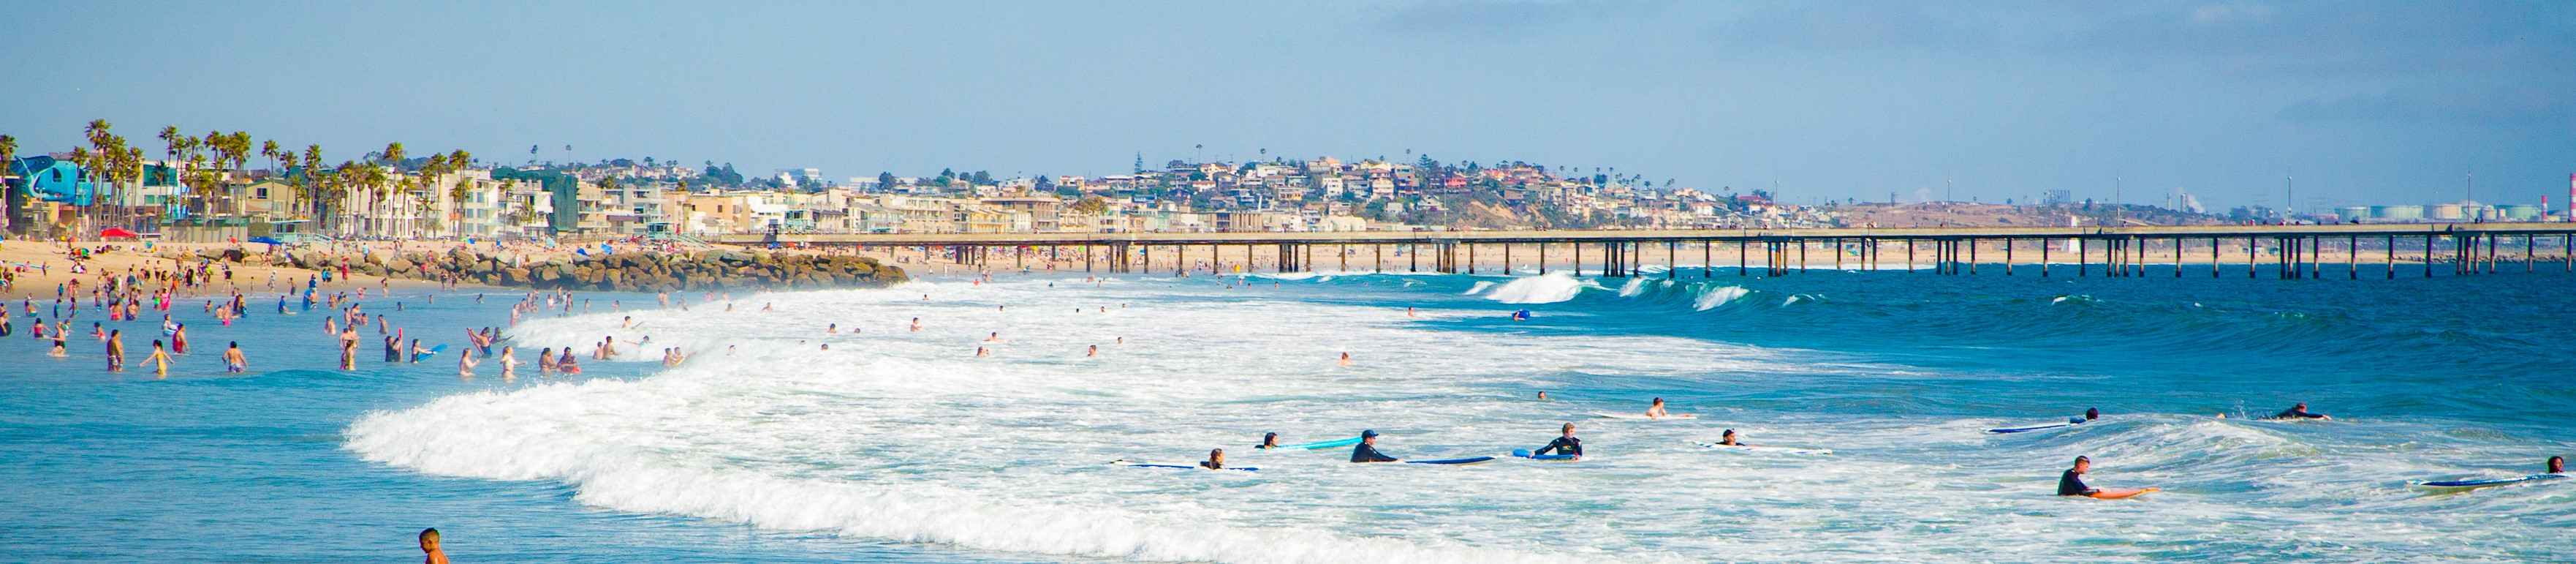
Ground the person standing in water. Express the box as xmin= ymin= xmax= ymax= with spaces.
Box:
xmin=1531 ymin=423 xmax=1583 ymax=459
xmin=145 ymin=339 xmax=171 ymax=376
xmin=1350 ymin=429 xmax=1399 ymax=462
xmin=105 ymin=329 xmax=125 ymax=372
xmin=1645 ymin=397 xmax=1672 ymax=418
xmin=2057 ymin=456 xmax=2159 ymax=499
xmin=222 ymin=342 xmax=246 ymax=373
xmin=418 ymin=527 xmax=449 ymax=564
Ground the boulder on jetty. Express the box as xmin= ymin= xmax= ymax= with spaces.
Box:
xmin=170 ymin=247 xmax=907 ymax=292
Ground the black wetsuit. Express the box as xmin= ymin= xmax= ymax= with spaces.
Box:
xmin=1198 ymin=460 xmax=1224 ymax=470
xmin=1351 ymin=443 xmax=1398 ymax=462
xmin=2270 ymin=407 xmax=2328 ymax=420
xmin=2057 ymin=470 xmax=2097 ymax=496
xmin=1534 ymin=436 xmax=1583 ymax=456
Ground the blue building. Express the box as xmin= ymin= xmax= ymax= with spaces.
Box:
xmin=6 ymin=156 xmax=107 ymax=206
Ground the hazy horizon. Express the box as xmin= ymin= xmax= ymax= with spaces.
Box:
xmin=4 ymin=1 xmax=2569 ymax=211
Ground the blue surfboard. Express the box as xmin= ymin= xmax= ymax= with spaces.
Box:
xmin=1510 ymin=449 xmax=1577 ymax=462
xmin=2414 ymin=473 xmax=2564 ymax=491
xmin=1407 ymin=456 xmax=1496 ymax=465
xmin=413 ymin=344 xmax=449 ymax=361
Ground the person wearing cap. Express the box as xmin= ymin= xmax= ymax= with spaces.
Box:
xmin=1350 ymin=430 xmax=1399 ymax=462
xmin=1254 ymin=432 xmax=1282 ymax=449
xmin=2058 ymin=455 xmax=2158 ymax=499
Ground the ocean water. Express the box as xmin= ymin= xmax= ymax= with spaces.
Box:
xmin=4 ymin=263 xmax=2573 ymax=562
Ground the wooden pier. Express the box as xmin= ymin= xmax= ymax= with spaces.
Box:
xmin=716 ymin=223 xmax=2576 ymax=279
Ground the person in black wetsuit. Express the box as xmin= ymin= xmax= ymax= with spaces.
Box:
xmin=1531 ymin=423 xmax=1582 ymax=459
xmin=1198 ymin=448 xmax=1228 ymax=470
xmin=2267 ymin=402 xmax=2331 ymax=420
xmin=2058 ymin=456 xmax=2099 ymax=496
xmin=1350 ymin=429 xmax=1398 ymax=462
xmin=1254 ymin=432 xmax=1281 ymax=449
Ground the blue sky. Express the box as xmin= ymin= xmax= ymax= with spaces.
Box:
xmin=4 ymin=1 xmax=2569 ymax=211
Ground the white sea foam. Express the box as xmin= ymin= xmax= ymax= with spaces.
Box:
xmin=1462 ymin=281 xmax=1497 ymax=296
xmin=1483 ymin=272 xmax=1593 ymax=304
xmin=346 ymin=277 xmax=2571 ymax=562
xmin=1615 ymin=278 xmax=1647 ymax=297
xmin=1692 ymin=286 xmax=1751 ymax=311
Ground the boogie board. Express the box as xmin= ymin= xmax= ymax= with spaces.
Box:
xmin=1593 ymin=412 xmax=1697 ymax=420
xmin=1406 ymin=456 xmax=1496 ymax=465
xmin=2412 ymin=473 xmax=2564 ymax=492
xmin=1694 ymin=442 xmax=1833 ymax=455
xmin=1510 ymin=448 xmax=1578 ymax=462
xmin=412 ymin=345 xmax=450 ymax=361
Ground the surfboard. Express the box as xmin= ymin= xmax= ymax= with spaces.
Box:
xmin=2087 ymin=488 xmax=2156 ymax=500
xmin=1111 ymin=459 xmax=1256 ymax=472
xmin=1592 ymin=412 xmax=1697 ymax=420
xmin=1509 ymin=449 xmax=1579 ymax=462
xmin=1987 ymin=423 xmax=2076 ymax=434
xmin=1278 ymin=437 xmax=1363 ymax=450
xmin=1407 ymin=456 xmax=1496 ymax=465
xmin=2412 ymin=473 xmax=2564 ymax=492
xmin=1693 ymin=442 xmax=1833 ymax=455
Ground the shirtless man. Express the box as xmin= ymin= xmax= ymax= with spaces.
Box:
xmin=222 ymin=342 xmax=247 ymax=373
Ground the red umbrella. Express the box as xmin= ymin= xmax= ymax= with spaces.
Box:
xmin=99 ymin=228 xmax=139 ymax=239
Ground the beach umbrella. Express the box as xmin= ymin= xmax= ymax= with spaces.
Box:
xmin=99 ymin=228 xmax=140 ymax=239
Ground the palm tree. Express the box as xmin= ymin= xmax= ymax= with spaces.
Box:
xmin=261 ymin=140 xmax=280 ymax=176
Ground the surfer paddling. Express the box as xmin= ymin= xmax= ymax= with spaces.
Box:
xmin=2552 ymin=456 xmax=2566 ymax=475
xmin=1199 ymin=448 xmax=1229 ymax=470
xmin=2058 ymin=456 xmax=2158 ymax=499
xmin=1255 ymin=432 xmax=1281 ymax=449
xmin=1350 ymin=429 xmax=1399 ymax=462
xmin=2265 ymin=402 xmax=2331 ymax=421
xmin=1531 ymin=423 xmax=1583 ymax=459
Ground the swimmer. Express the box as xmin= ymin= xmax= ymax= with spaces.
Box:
xmin=2058 ymin=455 xmax=2158 ymax=499
xmin=1350 ymin=429 xmax=1398 ymax=462
xmin=975 ymin=346 xmax=990 ymax=358
xmin=1086 ymin=345 xmax=1098 ymax=357
xmin=1537 ymin=391 xmax=1550 ymax=400
xmin=222 ymin=342 xmax=246 ymax=372
xmin=419 ymin=527 xmax=449 ymax=564
xmin=1338 ymin=352 xmax=1352 ymax=366
xmin=1255 ymin=432 xmax=1281 ymax=449
xmin=910 ymin=317 xmax=922 ymax=332
xmin=2266 ymin=402 xmax=2331 ymax=421
xmin=1198 ymin=448 xmax=1229 ymax=470
xmin=1645 ymin=397 xmax=1671 ymax=418
xmin=827 ymin=323 xmax=838 ymax=334
xmin=1714 ymin=429 xmax=1751 ymax=446
xmin=985 ymin=331 xmax=1003 ymax=342
xmin=2549 ymin=456 xmax=2566 ymax=475
xmin=1531 ymin=423 xmax=1583 ymax=459
xmin=145 ymin=339 xmax=170 ymax=376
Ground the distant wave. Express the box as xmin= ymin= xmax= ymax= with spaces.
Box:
xmin=1485 ymin=272 xmax=1595 ymax=304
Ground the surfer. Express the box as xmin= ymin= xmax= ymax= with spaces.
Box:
xmin=1350 ymin=429 xmax=1399 ymax=462
xmin=2057 ymin=456 xmax=2158 ymax=499
xmin=2265 ymin=402 xmax=2331 ymax=421
xmin=1714 ymin=429 xmax=1751 ymax=446
xmin=2551 ymin=456 xmax=2566 ymax=475
xmin=1531 ymin=423 xmax=1583 ymax=459
xmin=1536 ymin=391 xmax=1550 ymax=400
xmin=1645 ymin=397 xmax=1672 ymax=418
xmin=1255 ymin=432 xmax=1281 ymax=449
xmin=1199 ymin=448 xmax=1229 ymax=470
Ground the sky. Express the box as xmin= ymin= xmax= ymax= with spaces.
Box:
xmin=4 ymin=0 xmax=2571 ymax=211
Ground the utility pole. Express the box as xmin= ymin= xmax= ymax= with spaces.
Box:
xmin=2284 ymin=173 xmax=2292 ymax=224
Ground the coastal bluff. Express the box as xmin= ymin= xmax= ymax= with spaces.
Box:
xmin=164 ymin=247 xmax=908 ymax=291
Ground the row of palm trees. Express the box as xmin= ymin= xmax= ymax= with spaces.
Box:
xmin=7 ymin=119 xmax=531 ymax=238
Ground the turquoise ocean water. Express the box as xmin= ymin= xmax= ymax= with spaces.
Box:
xmin=2 ymin=262 xmax=2571 ymax=562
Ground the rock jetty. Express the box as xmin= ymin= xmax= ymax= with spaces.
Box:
xmin=170 ymin=247 xmax=907 ymax=291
